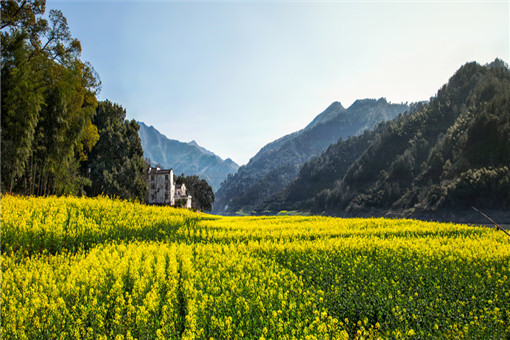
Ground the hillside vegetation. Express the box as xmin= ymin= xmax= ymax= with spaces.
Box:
xmin=2 ymin=195 xmax=509 ymax=339
xmin=260 ymin=59 xmax=510 ymax=218
xmin=214 ymin=99 xmax=408 ymax=215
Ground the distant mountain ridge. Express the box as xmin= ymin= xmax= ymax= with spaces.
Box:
xmin=137 ymin=122 xmax=239 ymax=191
xmin=259 ymin=59 xmax=510 ymax=220
xmin=213 ymin=98 xmax=409 ymax=214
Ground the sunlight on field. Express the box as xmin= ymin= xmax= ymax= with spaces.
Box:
xmin=2 ymin=195 xmax=509 ymax=339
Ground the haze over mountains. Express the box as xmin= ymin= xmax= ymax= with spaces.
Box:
xmin=213 ymin=99 xmax=409 ymax=214
xmin=259 ymin=59 xmax=510 ymax=221
xmin=137 ymin=122 xmax=238 ymax=191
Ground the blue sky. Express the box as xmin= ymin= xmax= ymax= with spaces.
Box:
xmin=47 ymin=0 xmax=509 ymax=165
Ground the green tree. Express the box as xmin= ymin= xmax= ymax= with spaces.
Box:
xmin=84 ymin=100 xmax=147 ymax=201
xmin=1 ymin=0 xmax=101 ymax=194
xmin=1 ymin=0 xmax=47 ymax=192
xmin=176 ymin=174 xmax=215 ymax=211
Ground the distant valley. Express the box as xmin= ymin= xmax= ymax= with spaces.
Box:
xmin=137 ymin=122 xmax=239 ymax=192
xmin=213 ymin=98 xmax=409 ymax=214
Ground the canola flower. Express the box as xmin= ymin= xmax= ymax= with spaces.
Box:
xmin=2 ymin=242 xmax=182 ymax=339
xmin=1 ymin=195 xmax=200 ymax=254
xmin=1 ymin=195 xmax=509 ymax=339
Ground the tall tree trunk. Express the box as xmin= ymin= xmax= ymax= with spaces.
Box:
xmin=9 ymin=173 xmax=15 ymax=193
xmin=29 ymin=153 xmax=34 ymax=195
xmin=43 ymin=172 xmax=48 ymax=196
xmin=36 ymin=168 xmax=41 ymax=196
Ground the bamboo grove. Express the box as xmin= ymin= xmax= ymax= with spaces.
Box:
xmin=2 ymin=195 xmax=509 ymax=339
xmin=1 ymin=1 xmax=147 ymax=200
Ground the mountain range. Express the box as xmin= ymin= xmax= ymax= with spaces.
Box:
xmin=258 ymin=59 xmax=510 ymax=221
xmin=137 ymin=122 xmax=239 ymax=192
xmin=212 ymin=98 xmax=409 ymax=214
xmin=137 ymin=59 xmax=509 ymax=223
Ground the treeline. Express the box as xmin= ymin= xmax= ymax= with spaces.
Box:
xmin=1 ymin=0 xmax=146 ymax=200
xmin=260 ymin=59 xmax=510 ymax=215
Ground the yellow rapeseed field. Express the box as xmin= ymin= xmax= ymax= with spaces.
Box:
xmin=1 ymin=195 xmax=509 ymax=339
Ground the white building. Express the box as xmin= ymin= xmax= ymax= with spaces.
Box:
xmin=147 ymin=166 xmax=192 ymax=208
xmin=175 ymin=183 xmax=192 ymax=209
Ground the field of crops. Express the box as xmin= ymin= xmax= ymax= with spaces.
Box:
xmin=2 ymin=195 xmax=509 ymax=339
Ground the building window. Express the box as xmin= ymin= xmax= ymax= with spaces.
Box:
xmin=165 ymin=193 xmax=168 ymax=200
xmin=151 ymin=194 xmax=155 ymax=201
xmin=150 ymin=175 xmax=154 ymax=181
xmin=151 ymin=184 xmax=155 ymax=190
xmin=165 ymin=174 xmax=169 ymax=181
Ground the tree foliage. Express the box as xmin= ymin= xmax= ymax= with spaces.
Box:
xmin=176 ymin=174 xmax=215 ymax=211
xmin=1 ymin=0 xmax=100 ymax=195
xmin=83 ymin=101 xmax=147 ymax=201
xmin=1 ymin=1 xmax=146 ymax=201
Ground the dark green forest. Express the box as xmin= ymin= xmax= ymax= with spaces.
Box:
xmin=83 ymin=101 xmax=147 ymax=201
xmin=1 ymin=0 xmax=146 ymax=200
xmin=260 ymin=60 xmax=510 ymax=218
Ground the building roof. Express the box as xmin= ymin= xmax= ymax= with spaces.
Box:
xmin=148 ymin=166 xmax=173 ymax=175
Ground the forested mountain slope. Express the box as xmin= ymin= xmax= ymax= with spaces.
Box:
xmin=260 ymin=59 xmax=510 ymax=218
xmin=213 ymin=100 xmax=408 ymax=214
xmin=138 ymin=122 xmax=238 ymax=192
